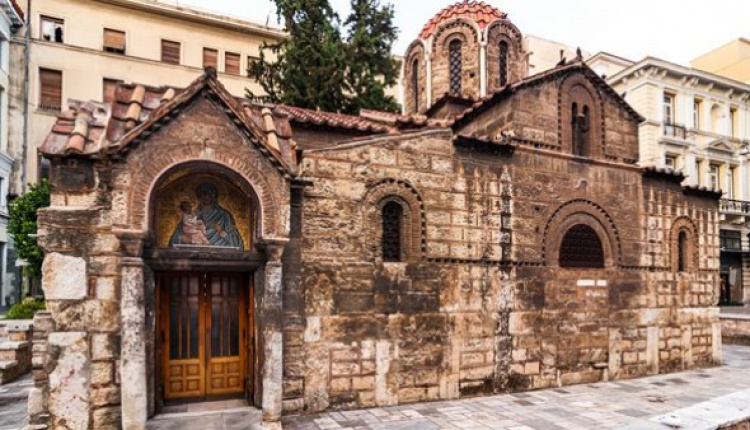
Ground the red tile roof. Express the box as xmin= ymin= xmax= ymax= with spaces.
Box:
xmin=10 ymin=0 xmax=23 ymax=20
xmin=419 ymin=1 xmax=505 ymax=40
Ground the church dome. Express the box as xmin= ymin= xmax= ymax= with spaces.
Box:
xmin=419 ymin=1 xmax=506 ymax=40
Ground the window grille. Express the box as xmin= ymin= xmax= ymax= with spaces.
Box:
xmin=411 ymin=59 xmax=419 ymax=111
xmin=499 ymin=41 xmax=509 ymax=87
xmin=382 ymin=201 xmax=403 ymax=262
xmin=559 ymin=224 xmax=604 ymax=268
xmin=449 ymin=40 xmax=462 ymax=96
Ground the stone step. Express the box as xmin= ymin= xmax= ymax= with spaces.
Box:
xmin=0 ymin=341 xmax=30 ymax=361
xmin=0 ymin=359 xmax=19 ymax=384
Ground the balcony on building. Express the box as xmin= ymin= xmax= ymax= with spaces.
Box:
xmin=721 ymin=197 xmax=750 ymax=225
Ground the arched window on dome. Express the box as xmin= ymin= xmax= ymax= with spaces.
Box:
xmin=411 ymin=59 xmax=419 ymax=112
xmin=499 ymin=40 xmax=509 ymax=87
xmin=559 ymin=224 xmax=604 ymax=268
xmin=449 ymin=39 xmax=462 ymax=96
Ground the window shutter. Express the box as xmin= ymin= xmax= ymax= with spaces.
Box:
xmin=225 ymin=52 xmax=240 ymax=75
xmin=103 ymin=29 xmax=125 ymax=54
xmin=103 ymin=78 xmax=123 ymax=104
xmin=39 ymin=68 xmax=62 ymax=111
xmin=161 ymin=40 xmax=181 ymax=65
xmin=203 ymin=48 xmax=218 ymax=69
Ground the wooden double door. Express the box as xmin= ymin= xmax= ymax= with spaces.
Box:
xmin=158 ymin=272 xmax=253 ymax=402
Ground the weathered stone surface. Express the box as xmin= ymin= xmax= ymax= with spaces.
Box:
xmin=47 ymin=332 xmax=90 ymax=430
xmin=42 ymin=253 xmax=87 ymax=300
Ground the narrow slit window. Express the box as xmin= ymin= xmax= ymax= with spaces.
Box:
xmin=678 ymin=230 xmax=688 ymax=272
xmin=382 ymin=201 xmax=403 ymax=262
xmin=499 ymin=40 xmax=509 ymax=87
xmin=411 ymin=59 xmax=419 ymax=111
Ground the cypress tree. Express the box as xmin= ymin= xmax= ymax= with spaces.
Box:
xmin=343 ymin=0 xmax=401 ymax=114
xmin=249 ymin=0 xmax=402 ymax=114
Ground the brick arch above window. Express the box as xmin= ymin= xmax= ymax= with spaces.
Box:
xmin=362 ymin=179 xmax=426 ymax=263
xmin=670 ymin=216 xmax=699 ymax=273
xmin=404 ymin=40 xmax=427 ymax=114
xmin=559 ymin=74 xmax=604 ymax=158
xmin=543 ymin=200 xmax=620 ymax=268
xmin=485 ymin=20 xmax=525 ymax=92
xmin=430 ymin=19 xmax=481 ymax=101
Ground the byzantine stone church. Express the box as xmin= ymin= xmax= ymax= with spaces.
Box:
xmin=31 ymin=2 xmax=722 ymax=429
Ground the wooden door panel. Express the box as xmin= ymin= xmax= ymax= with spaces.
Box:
xmin=160 ymin=272 xmax=250 ymax=402
xmin=163 ymin=274 xmax=205 ymax=400
xmin=206 ymin=273 xmax=245 ymax=397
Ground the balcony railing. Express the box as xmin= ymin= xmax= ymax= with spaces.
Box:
xmin=720 ymin=198 xmax=750 ymax=215
xmin=663 ymin=122 xmax=687 ymax=139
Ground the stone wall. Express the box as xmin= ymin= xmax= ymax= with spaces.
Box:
xmin=285 ymin=121 xmax=721 ymax=413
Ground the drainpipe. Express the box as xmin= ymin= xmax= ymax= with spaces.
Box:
xmin=20 ymin=0 xmax=31 ymax=191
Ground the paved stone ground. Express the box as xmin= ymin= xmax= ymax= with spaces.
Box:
xmin=0 ymin=373 xmax=32 ymax=430
xmin=2 ymin=346 xmax=749 ymax=430
xmin=282 ymin=345 xmax=750 ymax=430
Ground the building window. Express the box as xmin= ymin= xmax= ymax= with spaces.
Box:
xmin=709 ymin=164 xmax=720 ymax=191
xmin=225 ymin=52 xmax=240 ymax=75
xmin=203 ymin=48 xmax=218 ymax=70
xmin=39 ymin=68 xmax=62 ymax=111
xmin=161 ymin=40 xmax=181 ymax=65
xmin=103 ymin=78 xmax=123 ymax=104
xmin=730 ymin=107 xmax=739 ymax=138
xmin=720 ymin=230 xmax=742 ymax=251
xmin=693 ymin=99 xmax=702 ymax=130
xmin=663 ymin=93 xmax=675 ymax=124
xmin=728 ymin=166 xmax=737 ymax=199
xmin=103 ymin=28 xmax=125 ymax=54
xmin=41 ymin=16 xmax=64 ymax=43
xmin=411 ymin=59 xmax=419 ymax=111
xmin=382 ymin=201 xmax=403 ymax=262
xmin=448 ymin=39 xmax=462 ymax=96
xmin=665 ymin=154 xmax=677 ymax=170
xmin=559 ymin=224 xmax=604 ymax=269
xmin=677 ymin=230 xmax=689 ymax=272
xmin=499 ymin=40 xmax=509 ymax=87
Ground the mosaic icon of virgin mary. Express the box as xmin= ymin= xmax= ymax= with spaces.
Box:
xmin=169 ymin=183 xmax=244 ymax=249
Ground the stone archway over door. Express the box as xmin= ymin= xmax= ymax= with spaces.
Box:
xmin=115 ymin=161 xmax=289 ymax=429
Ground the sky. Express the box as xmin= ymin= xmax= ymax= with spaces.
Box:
xmin=176 ymin=0 xmax=750 ymax=66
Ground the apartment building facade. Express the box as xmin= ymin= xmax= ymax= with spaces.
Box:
xmin=0 ymin=0 xmax=21 ymax=309
xmin=691 ymin=38 xmax=750 ymax=85
xmin=8 ymin=0 xmax=286 ymax=194
xmin=590 ymin=53 xmax=750 ymax=305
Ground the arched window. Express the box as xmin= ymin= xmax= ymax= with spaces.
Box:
xmin=411 ymin=59 xmax=419 ymax=111
xmin=382 ymin=201 xmax=403 ymax=262
xmin=559 ymin=224 xmax=604 ymax=268
xmin=499 ymin=40 xmax=509 ymax=87
xmin=678 ymin=230 xmax=688 ymax=272
xmin=572 ymin=103 xmax=591 ymax=156
xmin=449 ymin=39 xmax=462 ymax=96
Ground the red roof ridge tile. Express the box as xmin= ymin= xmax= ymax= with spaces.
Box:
xmin=419 ymin=1 xmax=505 ymax=40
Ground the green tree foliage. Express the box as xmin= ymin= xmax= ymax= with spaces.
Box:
xmin=343 ymin=0 xmax=401 ymax=114
xmin=249 ymin=0 xmax=401 ymax=114
xmin=8 ymin=180 xmax=51 ymax=279
xmin=5 ymin=298 xmax=45 ymax=320
xmin=249 ymin=0 xmax=347 ymax=112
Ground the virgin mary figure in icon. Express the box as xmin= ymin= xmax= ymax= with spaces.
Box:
xmin=169 ymin=183 xmax=244 ymax=249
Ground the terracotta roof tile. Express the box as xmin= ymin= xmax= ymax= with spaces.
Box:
xmin=419 ymin=1 xmax=505 ymax=39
